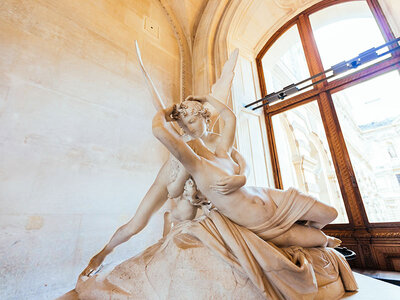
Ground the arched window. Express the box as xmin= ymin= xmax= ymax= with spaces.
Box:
xmin=257 ymin=0 xmax=400 ymax=270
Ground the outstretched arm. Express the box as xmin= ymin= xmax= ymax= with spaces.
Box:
xmin=152 ymin=108 xmax=201 ymax=175
xmin=81 ymin=159 xmax=171 ymax=277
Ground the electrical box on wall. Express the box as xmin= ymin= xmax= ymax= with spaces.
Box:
xmin=144 ymin=16 xmax=159 ymax=39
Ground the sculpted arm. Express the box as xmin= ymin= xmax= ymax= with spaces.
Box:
xmin=81 ymin=159 xmax=172 ymax=276
xmin=189 ymin=95 xmax=236 ymax=156
xmin=232 ymin=148 xmax=249 ymax=178
xmin=152 ymin=109 xmax=201 ymax=175
xmin=210 ymin=148 xmax=249 ymax=195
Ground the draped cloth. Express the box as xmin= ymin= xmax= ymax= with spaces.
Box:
xmin=75 ymin=187 xmax=358 ymax=299
xmin=248 ymin=187 xmax=317 ymax=240
xmin=184 ymin=209 xmax=357 ymax=299
xmin=180 ymin=187 xmax=358 ymax=299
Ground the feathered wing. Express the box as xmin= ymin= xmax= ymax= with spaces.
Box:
xmin=135 ymin=41 xmax=166 ymax=111
xmin=208 ymin=49 xmax=239 ymax=130
xmin=135 ymin=41 xmax=181 ymax=134
xmin=210 ymin=49 xmax=239 ymax=103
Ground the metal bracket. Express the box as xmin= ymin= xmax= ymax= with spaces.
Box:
xmin=246 ymin=37 xmax=400 ymax=110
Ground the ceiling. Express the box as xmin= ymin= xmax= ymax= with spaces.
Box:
xmin=163 ymin=0 xmax=321 ymax=57
xmin=229 ymin=0 xmax=320 ymax=56
xmin=166 ymin=0 xmax=208 ymax=48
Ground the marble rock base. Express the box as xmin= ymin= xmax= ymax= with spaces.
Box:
xmin=66 ymin=234 xmax=263 ymax=299
xmin=58 ymin=229 xmax=353 ymax=300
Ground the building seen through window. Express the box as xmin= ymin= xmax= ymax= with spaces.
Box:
xmin=258 ymin=0 xmax=400 ymax=224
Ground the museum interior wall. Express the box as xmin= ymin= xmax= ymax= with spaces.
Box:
xmin=0 ymin=0 xmax=399 ymax=299
xmin=0 ymin=0 xmax=181 ymax=298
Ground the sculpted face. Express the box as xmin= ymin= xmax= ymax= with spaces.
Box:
xmin=179 ymin=112 xmax=207 ymax=139
xmin=173 ymin=101 xmax=209 ymax=139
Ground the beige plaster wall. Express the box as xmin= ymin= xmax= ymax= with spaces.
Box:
xmin=379 ymin=0 xmax=400 ymax=37
xmin=0 ymin=0 xmax=180 ymax=298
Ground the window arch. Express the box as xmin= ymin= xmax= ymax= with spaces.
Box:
xmin=256 ymin=0 xmax=400 ymax=270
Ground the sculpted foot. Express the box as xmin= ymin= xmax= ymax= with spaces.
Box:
xmin=80 ymin=252 xmax=107 ymax=277
xmin=327 ymin=236 xmax=342 ymax=248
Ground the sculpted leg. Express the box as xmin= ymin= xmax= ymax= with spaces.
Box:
xmin=81 ymin=159 xmax=171 ymax=276
xmin=103 ymin=161 xmax=172 ymax=249
xmin=268 ymin=188 xmax=338 ymax=229
xmin=300 ymin=200 xmax=338 ymax=229
xmin=269 ymin=224 xmax=329 ymax=248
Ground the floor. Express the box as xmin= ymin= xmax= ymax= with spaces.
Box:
xmin=344 ymin=272 xmax=400 ymax=299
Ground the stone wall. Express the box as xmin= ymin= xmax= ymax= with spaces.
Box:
xmin=379 ymin=0 xmax=400 ymax=37
xmin=0 ymin=0 xmax=180 ymax=298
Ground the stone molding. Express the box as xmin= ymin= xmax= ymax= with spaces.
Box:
xmin=157 ymin=0 xmax=192 ymax=101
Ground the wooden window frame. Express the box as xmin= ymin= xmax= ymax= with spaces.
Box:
xmin=256 ymin=0 xmax=400 ymax=231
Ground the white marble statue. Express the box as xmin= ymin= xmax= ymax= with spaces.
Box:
xmin=80 ymin=42 xmax=249 ymax=277
xmin=59 ymin=44 xmax=358 ymax=300
xmin=151 ymin=49 xmax=342 ymax=249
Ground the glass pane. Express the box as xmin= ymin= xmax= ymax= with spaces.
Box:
xmin=310 ymin=1 xmax=388 ymax=76
xmin=261 ymin=24 xmax=310 ymax=104
xmin=332 ymin=70 xmax=400 ymax=223
xmin=272 ymin=101 xmax=348 ymax=223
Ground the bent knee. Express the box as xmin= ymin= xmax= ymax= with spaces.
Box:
xmin=326 ymin=206 xmax=338 ymax=223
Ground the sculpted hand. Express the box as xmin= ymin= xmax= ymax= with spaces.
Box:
xmin=210 ymin=175 xmax=246 ymax=195
xmin=80 ymin=251 xmax=107 ymax=277
xmin=163 ymin=105 xmax=176 ymax=122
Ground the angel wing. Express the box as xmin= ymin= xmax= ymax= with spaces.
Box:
xmin=210 ymin=49 xmax=239 ymax=103
xmin=208 ymin=49 xmax=239 ymax=130
xmin=135 ymin=41 xmax=166 ymax=111
xmin=135 ymin=41 xmax=181 ymax=134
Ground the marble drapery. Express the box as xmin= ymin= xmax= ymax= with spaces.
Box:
xmin=74 ymin=188 xmax=357 ymax=299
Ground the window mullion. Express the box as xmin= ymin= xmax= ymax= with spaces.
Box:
xmin=297 ymin=14 xmax=325 ymax=78
xmin=367 ymin=0 xmax=396 ymax=43
xmin=317 ymin=92 xmax=369 ymax=228
xmin=264 ymin=113 xmax=283 ymax=189
xmin=367 ymin=0 xmax=400 ymax=62
xmin=298 ymin=12 xmax=368 ymax=228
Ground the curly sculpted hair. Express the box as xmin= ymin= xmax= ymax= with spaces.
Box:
xmin=170 ymin=101 xmax=211 ymax=125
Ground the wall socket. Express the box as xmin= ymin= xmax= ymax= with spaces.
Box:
xmin=144 ymin=17 xmax=159 ymax=39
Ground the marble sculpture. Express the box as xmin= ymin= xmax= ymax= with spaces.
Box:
xmin=60 ymin=42 xmax=358 ymax=300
